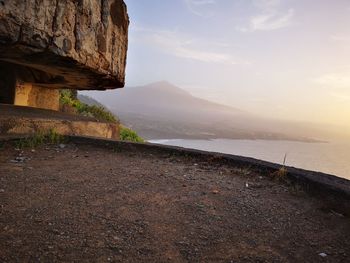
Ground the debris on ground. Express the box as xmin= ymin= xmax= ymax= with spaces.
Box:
xmin=0 ymin=142 xmax=349 ymax=262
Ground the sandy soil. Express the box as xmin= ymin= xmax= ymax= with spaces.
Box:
xmin=0 ymin=141 xmax=349 ymax=262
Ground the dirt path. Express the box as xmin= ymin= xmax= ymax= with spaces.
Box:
xmin=0 ymin=141 xmax=349 ymax=262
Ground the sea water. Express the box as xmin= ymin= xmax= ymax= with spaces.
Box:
xmin=149 ymin=139 xmax=350 ymax=180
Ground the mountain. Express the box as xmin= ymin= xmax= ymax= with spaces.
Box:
xmin=80 ymin=81 xmax=333 ymax=142
xmin=78 ymin=94 xmax=105 ymax=108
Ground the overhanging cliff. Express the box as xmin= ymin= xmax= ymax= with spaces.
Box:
xmin=0 ymin=0 xmax=129 ymax=90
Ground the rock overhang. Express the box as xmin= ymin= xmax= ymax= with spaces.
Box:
xmin=0 ymin=0 xmax=129 ymax=90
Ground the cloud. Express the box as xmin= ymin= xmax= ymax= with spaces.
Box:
xmin=184 ymin=0 xmax=216 ymax=17
xmin=331 ymin=34 xmax=350 ymax=43
xmin=312 ymin=71 xmax=350 ymax=104
xmin=330 ymin=92 xmax=350 ymax=102
xmin=253 ymin=0 xmax=281 ymax=10
xmin=313 ymin=71 xmax=350 ymax=103
xmin=132 ymin=27 xmax=248 ymax=65
xmin=251 ymin=9 xmax=294 ymax=31
xmin=147 ymin=30 xmax=238 ymax=64
xmin=313 ymin=72 xmax=350 ymax=89
xmin=237 ymin=0 xmax=295 ymax=32
xmin=190 ymin=0 xmax=216 ymax=5
xmin=248 ymin=97 xmax=266 ymax=103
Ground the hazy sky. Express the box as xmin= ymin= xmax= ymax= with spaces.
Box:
xmin=123 ymin=0 xmax=350 ymax=128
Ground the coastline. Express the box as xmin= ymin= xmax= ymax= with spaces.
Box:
xmin=148 ymin=138 xmax=349 ymax=180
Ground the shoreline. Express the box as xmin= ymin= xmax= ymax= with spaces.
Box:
xmin=148 ymin=138 xmax=329 ymax=144
xmin=71 ymin=136 xmax=350 ymax=205
xmin=149 ymin=138 xmax=349 ymax=180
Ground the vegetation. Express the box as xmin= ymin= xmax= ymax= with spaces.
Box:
xmin=275 ymin=167 xmax=288 ymax=178
xmin=15 ymin=129 xmax=64 ymax=149
xmin=60 ymin=90 xmax=117 ymax=123
xmin=273 ymin=153 xmax=288 ymax=179
xmin=120 ymin=125 xmax=145 ymax=143
xmin=60 ymin=90 xmax=145 ymax=143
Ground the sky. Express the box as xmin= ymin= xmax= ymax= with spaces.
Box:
xmin=123 ymin=0 xmax=350 ymax=128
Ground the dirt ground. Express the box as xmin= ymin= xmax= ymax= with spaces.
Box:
xmin=0 ymin=141 xmax=349 ymax=262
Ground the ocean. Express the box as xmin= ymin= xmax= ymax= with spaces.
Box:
xmin=149 ymin=139 xmax=350 ymax=180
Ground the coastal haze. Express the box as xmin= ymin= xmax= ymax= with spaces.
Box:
xmin=82 ymin=81 xmax=350 ymax=142
xmin=85 ymin=0 xmax=350 ymax=179
xmin=123 ymin=0 xmax=350 ymax=132
xmin=82 ymin=81 xmax=350 ymax=179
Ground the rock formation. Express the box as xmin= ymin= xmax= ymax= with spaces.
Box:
xmin=0 ymin=0 xmax=129 ymax=92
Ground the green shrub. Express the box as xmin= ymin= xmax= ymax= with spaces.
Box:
xmin=59 ymin=90 xmax=76 ymax=106
xmin=78 ymin=104 xmax=117 ymax=123
xmin=60 ymin=90 xmax=144 ymax=143
xmin=15 ymin=129 xmax=64 ymax=149
xmin=60 ymin=90 xmax=117 ymax=123
xmin=120 ymin=125 xmax=144 ymax=143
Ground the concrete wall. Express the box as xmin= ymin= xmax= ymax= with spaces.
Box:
xmin=14 ymin=83 xmax=59 ymax=111
xmin=0 ymin=117 xmax=119 ymax=140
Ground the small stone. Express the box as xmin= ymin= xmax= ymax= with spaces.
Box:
xmin=330 ymin=210 xmax=344 ymax=217
xmin=245 ymin=183 xmax=249 ymax=188
xmin=0 ymin=189 xmax=4 ymax=193
xmin=59 ymin=144 xmax=66 ymax=149
xmin=11 ymin=156 xmax=27 ymax=163
xmin=212 ymin=189 xmax=219 ymax=194
xmin=319 ymin=252 xmax=327 ymax=257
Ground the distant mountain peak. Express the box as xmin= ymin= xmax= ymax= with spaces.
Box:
xmin=147 ymin=80 xmax=174 ymax=87
xmin=138 ymin=81 xmax=192 ymax=97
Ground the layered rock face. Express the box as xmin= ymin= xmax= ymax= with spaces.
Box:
xmin=0 ymin=0 xmax=129 ymax=90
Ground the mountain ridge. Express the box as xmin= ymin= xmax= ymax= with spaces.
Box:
xmin=80 ymin=81 xmax=329 ymax=142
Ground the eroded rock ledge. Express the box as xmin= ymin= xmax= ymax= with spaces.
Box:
xmin=0 ymin=0 xmax=129 ymax=90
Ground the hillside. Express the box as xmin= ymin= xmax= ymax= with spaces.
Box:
xmin=80 ymin=82 xmax=323 ymax=141
xmin=77 ymin=94 xmax=106 ymax=108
